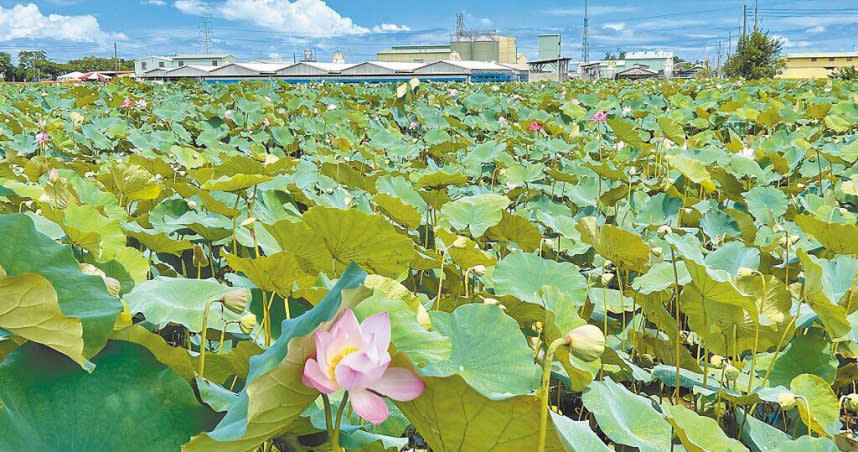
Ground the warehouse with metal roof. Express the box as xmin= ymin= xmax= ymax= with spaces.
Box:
xmin=137 ymin=60 xmax=524 ymax=83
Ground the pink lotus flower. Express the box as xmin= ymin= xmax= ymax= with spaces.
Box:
xmin=590 ymin=111 xmax=608 ymax=124
xmin=409 ymin=121 xmax=419 ymax=130
xmin=263 ymin=117 xmax=270 ymax=127
xmin=224 ymin=109 xmax=234 ymax=120
xmin=498 ymin=116 xmax=507 ymax=126
xmin=135 ymin=99 xmax=148 ymax=109
xmin=120 ymin=98 xmax=133 ymax=109
xmin=449 ymin=88 xmax=459 ymax=97
xmin=302 ymin=309 xmax=424 ymax=424
xmin=528 ymin=120 xmax=543 ymax=132
xmin=571 ymin=99 xmax=580 ymax=105
xmin=35 ymin=132 xmax=50 ymax=144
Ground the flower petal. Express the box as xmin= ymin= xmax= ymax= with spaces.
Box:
xmin=335 ymin=351 xmax=390 ymax=390
xmin=369 ymin=367 xmax=426 ymax=401
xmin=360 ymin=312 xmax=391 ymax=357
xmin=349 ymin=389 xmax=389 ymax=424
xmin=302 ymin=358 xmax=338 ymax=394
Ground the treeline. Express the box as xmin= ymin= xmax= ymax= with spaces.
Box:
xmin=0 ymin=51 xmax=135 ymax=82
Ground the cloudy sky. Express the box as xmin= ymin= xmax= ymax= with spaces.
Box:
xmin=0 ymin=0 xmax=855 ymax=64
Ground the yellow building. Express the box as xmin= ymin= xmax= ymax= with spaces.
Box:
xmin=779 ymin=52 xmax=858 ymax=79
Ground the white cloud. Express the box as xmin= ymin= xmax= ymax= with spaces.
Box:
xmin=143 ymin=0 xmax=167 ymax=5
xmin=174 ymin=0 xmax=409 ymax=37
xmin=806 ymin=25 xmax=825 ymax=34
xmin=603 ymin=23 xmax=625 ymax=32
xmin=372 ymin=23 xmax=411 ymax=33
xmin=0 ymin=3 xmax=124 ymax=43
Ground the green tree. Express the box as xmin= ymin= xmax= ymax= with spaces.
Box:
xmin=18 ymin=50 xmax=47 ymax=81
xmin=724 ymin=30 xmax=785 ymax=79
xmin=829 ymin=66 xmax=858 ymax=81
xmin=0 ymin=52 xmax=13 ymax=81
xmin=65 ymin=56 xmax=134 ymax=72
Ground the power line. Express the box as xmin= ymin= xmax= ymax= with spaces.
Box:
xmin=582 ymin=0 xmax=590 ymax=63
xmin=200 ymin=16 xmax=213 ymax=54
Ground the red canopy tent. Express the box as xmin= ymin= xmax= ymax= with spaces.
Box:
xmin=79 ymin=72 xmax=112 ymax=82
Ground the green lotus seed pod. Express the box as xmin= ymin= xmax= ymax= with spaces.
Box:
xmin=239 ymin=314 xmax=257 ymax=334
xmin=192 ymin=243 xmax=209 ymax=268
xmin=778 ymin=392 xmax=796 ymax=410
xmin=724 ymin=364 xmax=740 ymax=381
xmin=564 ymin=324 xmax=606 ymax=363
xmin=844 ymin=394 xmax=858 ymax=413
xmin=709 ymin=355 xmax=725 ymax=369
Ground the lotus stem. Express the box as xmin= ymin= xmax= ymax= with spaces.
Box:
xmin=669 ymin=245 xmax=682 ymax=404
xmin=332 ymin=392 xmax=350 ymax=452
xmin=537 ymin=337 xmax=567 ymax=452
xmin=198 ymin=298 xmax=220 ymax=378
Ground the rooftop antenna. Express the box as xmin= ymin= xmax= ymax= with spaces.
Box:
xmin=200 ymin=16 xmax=213 ymax=54
xmin=582 ymin=0 xmax=590 ymax=63
xmin=456 ymin=12 xmax=465 ymax=39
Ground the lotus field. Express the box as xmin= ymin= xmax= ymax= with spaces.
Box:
xmin=2 ymin=77 xmax=858 ymax=451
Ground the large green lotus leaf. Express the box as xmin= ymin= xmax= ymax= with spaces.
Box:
xmin=744 ymin=187 xmax=788 ymax=224
xmin=795 ymin=214 xmax=858 ymax=255
xmin=666 ymin=405 xmax=749 ymax=452
xmin=224 ymin=252 xmax=316 ymax=297
xmin=684 ymin=258 xmax=758 ymax=315
xmin=302 ymin=206 xmax=415 ymax=278
xmin=485 ymin=211 xmax=543 ymax=252
xmin=397 ymin=374 xmax=564 ymax=452
xmin=184 ymin=264 xmax=369 ymax=452
xmin=576 ymin=217 xmax=650 ymax=272
xmin=550 ymin=411 xmax=611 ymax=452
xmin=0 ymin=341 xmax=216 ymax=452
xmin=667 ymin=154 xmax=715 ymax=192
xmin=125 ymin=277 xmax=243 ymax=332
xmin=303 ymin=395 xmax=409 ymax=452
xmin=0 ymin=214 xmax=120 ymax=358
xmin=797 ymin=249 xmax=852 ymax=340
xmin=124 ymin=223 xmax=193 ymax=256
xmin=657 ymin=116 xmax=686 ymax=147
xmin=582 ymin=377 xmax=672 ymax=452
xmin=632 ymin=261 xmax=691 ymax=294
xmin=201 ymin=174 xmax=272 ymax=192
xmin=0 ymin=272 xmax=87 ymax=368
xmin=414 ymin=170 xmax=467 ymax=189
xmin=421 ymin=304 xmax=539 ymax=397
xmin=190 ymin=340 xmax=263 ymax=386
xmin=736 ymin=409 xmax=792 ymax=452
xmin=372 ymin=193 xmax=421 ymax=229
xmin=492 ymin=251 xmax=587 ymax=305
xmin=773 ymin=436 xmax=840 ymax=452
xmin=439 ymin=193 xmax=510 ymax=237
xmin=353 ymin=293 xmax=452 ymax=366
xmin=790 ymin=373 xmax=841 ymax=436
xmin=263 ymin=219 xmax=333 ymax=271
xmin=44 ymin=204 xmax=126 ymax=262
xmin=111 ymin=324 xmax=196 ymax=382
xmin=705 ymin=242 xmax=760 ymax=276
xmin=608 ymin=117 xmax=648 ymax=149
xmin=588 ymin=287 xmax=637 ymax=314
xmin=767 ymin=331 xmax=836 ymax=388
xmin=103 ymin=162 xmax=162 ymax=202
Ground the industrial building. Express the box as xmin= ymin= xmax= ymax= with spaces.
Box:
xmin=137 ymin=59 xmax=526 ymax=83
xmin=778 ymin=52 xmax=858 ymax=79
xmin=579 ymin=51 xmax=675 ymax=80
xmin=134 ymin=54 xmax=237 ymax=76
xmin=376 ymin=13 xmax=523 ymax=64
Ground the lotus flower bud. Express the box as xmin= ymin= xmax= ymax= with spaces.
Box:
xmin=416 ymin=304 xmax=432 ymax=330
xmin=651 ymin=247 xmax=663 ymax=256
xmin=49 ymin=169 xmax=59 ymax=183
xmin=192 ymin=243 xmax=209 ymax=268
xmin=241 ymin=217 xmax=257 ymax=228
xmin=844 ymin=394 xmax=858 ymax=413
xmin=221 ymin=288 xmax=251 ymax=313
xmin=472 ymin=265 xmax=487 ymax=276
xmin=724 ymin=364 xmax=740 ymax=381
xmin=239 ymin=313 xmax=257 ymax=334
xmin=778 ymin=392 xmax=796 ymax=410
xmin=710 ymin=355 xmax=725 ymax=369
xmin=451 ymin=236 xmax=468 ymax=249
xmin=737 ymin=267 xmax=754 ymax=277
xmin=657 ymin=225 xmax=673 ymax=236
xmin=563 ymin=324 xmax=606 ymax=362
xmin=628 ymin=166 xmax=637 ymax=176
xmin=103 ymin=277 xmax=121 ymax=297
xmin=187 ymin=200 xmax=198 ymax=209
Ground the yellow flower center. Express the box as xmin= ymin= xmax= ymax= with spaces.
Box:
xmin=327 ymin=346 xmax=360 ymax=380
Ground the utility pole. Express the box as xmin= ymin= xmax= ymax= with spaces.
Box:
xmin=753 ymin=0 xmax=759 ymax=32
xmin=582 ymin=0 xmax=590 ymax=63
xmin=742 ymin=3 xmax=748 ymax=39
xmin=728 ymin=32 xmax=732 ymax=57
xmin=113 ymin=41 xmax=119 ymax=73
xmin=717 ymin=40 xmax=723 ymax=78
xmin=200 ymin=16 xmax=213 ymax=54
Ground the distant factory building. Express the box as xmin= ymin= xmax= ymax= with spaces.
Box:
xmin=134 ymin=54 xmax=237 ymax=76
xmin=377 ymin=45 xmax=454 ymax=63
xmin=579 ymin=51 xmax=674 ymax=80
xmin=778 ymin=52 xmax=858 ymax=79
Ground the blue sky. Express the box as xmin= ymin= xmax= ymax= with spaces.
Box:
xmin=0 ymin=0 xmax=855 ymax=64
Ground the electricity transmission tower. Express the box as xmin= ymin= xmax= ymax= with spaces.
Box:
xmin=582 ymin=0 xmax=590 ymax=63
xmin=199 ymin=16 xmax=214 ymax=54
